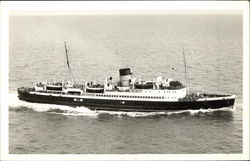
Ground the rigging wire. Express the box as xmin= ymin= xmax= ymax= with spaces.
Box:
xmin=182 ymin=44 xmax=190 ymax=94
xmin=64 ymin=42 xmax=75 ymax=84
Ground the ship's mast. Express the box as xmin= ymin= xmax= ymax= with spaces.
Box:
xmin=182 ymin=45 xmax=190 ymax=94
xmin=64 ymin=42 xmax=75 ymax=84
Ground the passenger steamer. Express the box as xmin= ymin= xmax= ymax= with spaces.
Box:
xmin=17 ymin=44 xmax=235 ymax=112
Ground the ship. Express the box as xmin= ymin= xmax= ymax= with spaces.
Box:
xmin=17 ymin=43 xmax=236 ymax=112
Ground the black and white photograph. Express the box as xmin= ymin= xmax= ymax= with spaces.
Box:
xmin=1 ymin=1 xmax=249 ymax=160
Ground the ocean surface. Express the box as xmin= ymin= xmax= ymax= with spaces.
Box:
xmin=9 ymin=14 xmax=243 ymax=154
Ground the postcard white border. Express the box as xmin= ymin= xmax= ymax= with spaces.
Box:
xmin=1 ymin=1 xmax=249 ymax=160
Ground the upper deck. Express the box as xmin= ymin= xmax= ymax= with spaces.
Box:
xmin=25 ymin=85 xmax=187 ymax=102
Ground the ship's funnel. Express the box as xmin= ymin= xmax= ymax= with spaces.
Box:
xmin=119 ymin=68 xmax=132 ymax=87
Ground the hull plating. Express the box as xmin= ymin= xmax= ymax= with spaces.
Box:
xmin=18 ymin=90 xmax=235 ymax=112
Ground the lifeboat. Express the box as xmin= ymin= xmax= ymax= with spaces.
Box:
xmin=167 ymin=81 xmax=183 ymax=90
xmin=86 ymin=83 xmax=104 ymax=93
xmin=134 ymin=81 xmax=154 ymax=89
xmin=46 ymin=83 xmax=63 ymax=91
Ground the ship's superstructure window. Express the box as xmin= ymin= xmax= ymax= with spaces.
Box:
xmin=92 ymin=88 xmax=184 ymax=100
xmin=92 ymin=93 xmax=172 ymax=99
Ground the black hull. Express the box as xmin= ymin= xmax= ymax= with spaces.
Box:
xmin=18 ymin=90 xmax=235 ymax=112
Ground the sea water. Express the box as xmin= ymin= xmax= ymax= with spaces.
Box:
xmin=9 ymin=14 xmax=242 ymax=154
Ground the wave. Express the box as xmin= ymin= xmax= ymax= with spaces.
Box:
xmin=8 ymin=92 xmax=233 ymax=118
